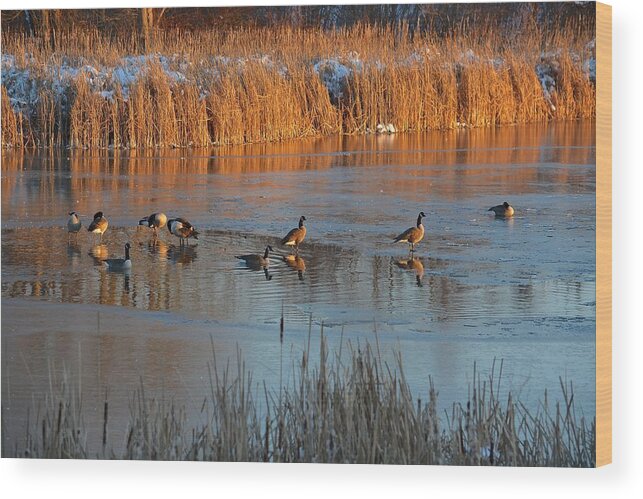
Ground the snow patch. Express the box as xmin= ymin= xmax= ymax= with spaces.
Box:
xmin=583 ymin=57 xmax=596 ymax=82
xmin=535 ymin=54 xmax=562 ymax=107
xmin=2 ymin=46 xmax=594 ymax=120
xmin=2 ymin=52 xmax=294 ymax=117
xmin=1 ymin=53 xmax=199 ymax=113
xmin=313 ymin=58 xmax=353 ymax=101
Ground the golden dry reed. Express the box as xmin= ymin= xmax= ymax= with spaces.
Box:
xmin=2 ymin=23 xmax=595 ymax=149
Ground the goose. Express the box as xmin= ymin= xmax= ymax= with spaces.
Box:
xmin=488 ymin=202 xmax=514 ymax=218
xmin=236 ymin=245 xmax=273 ymax=269
xmin=103 ymin=242 xmax=132 ymax=271
xmin=393 ymin=212 xmax=426 ymax=252
xmin=167 ymin=218 xmax=199 ymax=245
xmin=281 ymin=216 xmax=307 ymax=253
xmin=87 ymin=211 xmax=108 ymax=242
xmin=139 ymin=212 xmax=168 ymax=235
xmin=67 ymin=211 xmax=82 ymax=238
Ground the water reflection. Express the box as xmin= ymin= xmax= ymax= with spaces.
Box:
xmin=1 ymin=123 xmax=595 ymax=231
xmin=394 ymin=256 xmax=425 ymax=287
xmin=144 ymin=238 xmax=169 ymax=259
xmin=2 ymin=123 xmax=597 ymax=452
xmin=283 ymin=254 xmax=306 ymax=281
xmin=1 ymin=223 xmax=595 ymax=336
xmin=505 ymin=217 xmax=516 ymax=229
xmin=66 ymin=240 xmax=82 ymax=264
xmin=167 ymin=244 xmax=198 ymax=266
xmin=88 ymin=244 xmax=108 ymax=265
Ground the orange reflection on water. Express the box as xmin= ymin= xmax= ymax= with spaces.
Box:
xmin=2 ymin=122 xmax=595 ymax=226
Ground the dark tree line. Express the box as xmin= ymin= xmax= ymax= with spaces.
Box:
xmin=3 ymin=3 xmax=595 ymax=45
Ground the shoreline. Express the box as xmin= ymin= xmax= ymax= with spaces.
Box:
xmin=1 ymin=118 xmax=597 ymax=152
xmin=2 ymin=20 xmax=595 ymax=149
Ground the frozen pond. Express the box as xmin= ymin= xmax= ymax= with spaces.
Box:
xmin=1 ymin=122 xmax=596 ymax=453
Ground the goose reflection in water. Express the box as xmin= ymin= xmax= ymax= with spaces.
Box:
xmin=144 ymin=238 xmax=169 ymax=259
xmin=394 ymin=256 xmax=425 ymax=287
xmin=283 ymin=254 xmax=306 ymax=281
xmin=88 ymin=244 xmax=109 ymax=266
xmin=167 ymin=244 xmax=198 ymax=265
xmin=123 ymin=273 xmax=131 ymax=293
xmin=99 ymin=271 xmax=132 ymax=305
xmin=494 ymin=215 xmax=515 ymax=228
xmin=236 ymin=265 xmax=273 ymax=281
xmin=66 ymin=240 xmax=82 ymax=265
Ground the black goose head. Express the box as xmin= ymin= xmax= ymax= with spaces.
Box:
xmin=503 ymin=202 xmax=510 ymax=208
xmin=93 ymin=211 xmax=103 ymax=220
xmin=299 ymin=216 xmax=306 ymax=227
xmin=68 ymin=211 xmax=77 ymax=216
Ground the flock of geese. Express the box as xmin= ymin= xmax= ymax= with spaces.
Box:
xmin=66 ymin=201 xmax=515 ymax=276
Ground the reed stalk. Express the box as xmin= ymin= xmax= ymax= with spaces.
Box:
xmin=2 ymin=22 xmax=595 ymax=149
xmin=9 ymin=332 xmax=595 ymax=466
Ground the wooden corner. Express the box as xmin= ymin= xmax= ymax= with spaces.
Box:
xmin=596 ymin=1 xmax=612 ymax=467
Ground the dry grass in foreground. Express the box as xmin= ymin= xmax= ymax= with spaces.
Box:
xmin=7 ymin=329 xmax=595 ymax=466
xmin=2 ymin=22 xmax=595 ymax=149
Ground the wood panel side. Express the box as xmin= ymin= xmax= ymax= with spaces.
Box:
xmin=596 ymin=1 xmax=612 ymax=468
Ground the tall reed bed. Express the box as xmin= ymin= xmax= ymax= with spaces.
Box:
xmin=1 ymin=23 xmax=596 ymax=149
xmin=10 ymin=330 xmax=595 ymax=466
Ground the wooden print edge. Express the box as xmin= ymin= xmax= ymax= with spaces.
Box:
xmin=596 ymin=1 xmax=612 ymax=467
